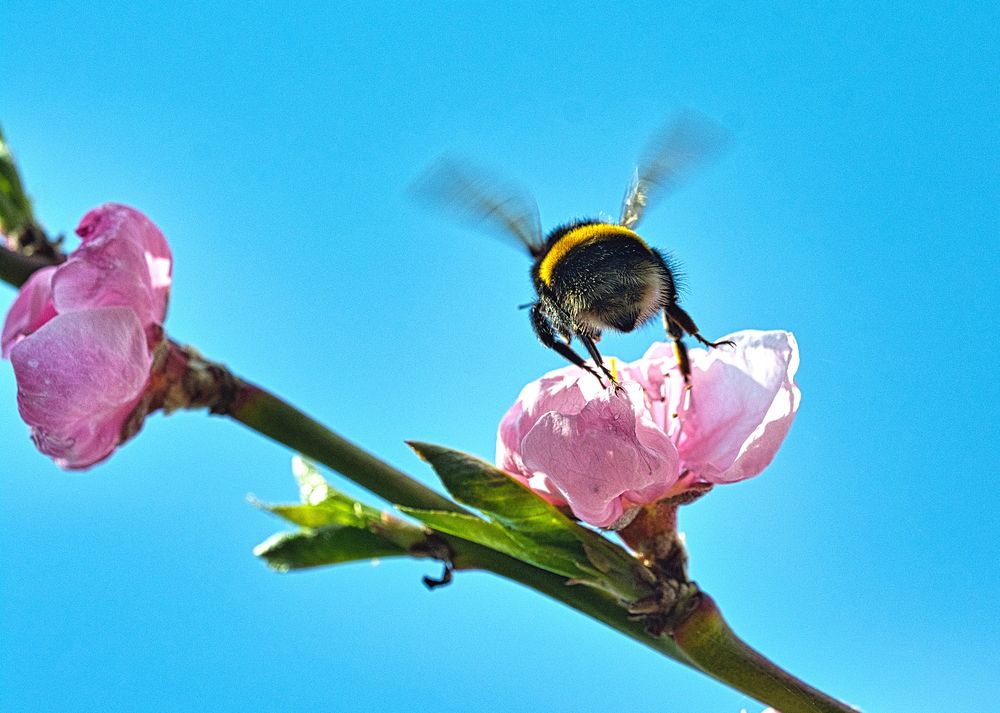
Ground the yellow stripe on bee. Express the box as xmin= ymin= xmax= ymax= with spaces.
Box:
xmin=537 ymin=224 xmax=648 ymax=286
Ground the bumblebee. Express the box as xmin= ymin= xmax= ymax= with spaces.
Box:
xmin=417 ymin=111 xmax=732 ymax=386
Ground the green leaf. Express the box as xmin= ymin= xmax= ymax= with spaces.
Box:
xmin=408 ymin=441 xmax=580 ymax=540
xmin=0 ymin=126 xmax=34 ymax=235
xmin=255 ymin=458 xmax=431 ymax=572
xmin=398 ymin=509 xmax=512 ymax=551
xmin=407 ymin=442 xmax=647 ymax=599
xmin=260 ymin=457 xmax=387 ymax=528
xmin=400 ymin=507 xmax=588 ymax=580
xmin=254 ymin=525 xmax=406 ymax=571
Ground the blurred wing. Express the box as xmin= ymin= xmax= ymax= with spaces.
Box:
xmin=619 ymin=110 xmax=729 ymax=229
xmin=412 ymin=156 xmax=545 ymax=256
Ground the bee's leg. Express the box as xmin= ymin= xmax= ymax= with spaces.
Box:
xmin=576 ymin=332 xmax=619 ymax=388
xmin=665 ymin=304 xmax=735 ymax=350
xmin=531 ymin=304 xmax=603 ymax=384
xmin=663 ymin=312 xmax=693 ymax=384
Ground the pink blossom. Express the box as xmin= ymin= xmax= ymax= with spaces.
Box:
xmin=1 ymin=204 xmax=172 ymax=469
xmin=497 ymin=369 xmax=680 ymax=529
xmin=496 ymin=330 xmax=800 ymax=527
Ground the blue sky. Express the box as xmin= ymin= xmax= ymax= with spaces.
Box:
xmin=1 ymin=2 xmax=997 ymax=711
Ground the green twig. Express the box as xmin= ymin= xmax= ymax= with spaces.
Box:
xmin=230 ymin=383 xmax=468 ymax=515
xmin=0 ymin=246 xmax=49 ymax=288
xmin=673 ymin=594 xmax=856 ymax=713
xmin=228 ymin=383 xmax=855 ymax=712
xmin=461 ymin=539 xmax=690 ymax=664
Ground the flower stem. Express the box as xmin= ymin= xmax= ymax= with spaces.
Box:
xmin=619 ymin=501 xmax=689 ymax=581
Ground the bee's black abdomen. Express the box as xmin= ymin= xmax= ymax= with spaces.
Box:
xmin=533 ymin=222 xmax=675 ymax=335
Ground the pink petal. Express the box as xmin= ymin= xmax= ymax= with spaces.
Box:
xmin=618 ymin=351 xmax=685 ymax=439
xmin=58 ymin=204 xmax=173 ymax=326
xmin=496 ymin=365 xmax=594 ymax=504
xmin=10 ymin=307 xmax=153 ymax=469
xmin=639 ymin=340 xmax=679 ymax=362
xmin=674 ymin=330 xmax=800 ymax=483
xmin=1 ymin=266 xmax=58 ymax=358
xmin=519 ymin=383 xmax=679 ymax=528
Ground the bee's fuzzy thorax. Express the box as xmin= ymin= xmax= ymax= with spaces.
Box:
xmin=534 ymin=221 xmax=650 ymax=288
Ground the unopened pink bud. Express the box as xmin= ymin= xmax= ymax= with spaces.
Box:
xmin=2 ymin=204 xmax=173 ymax=469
